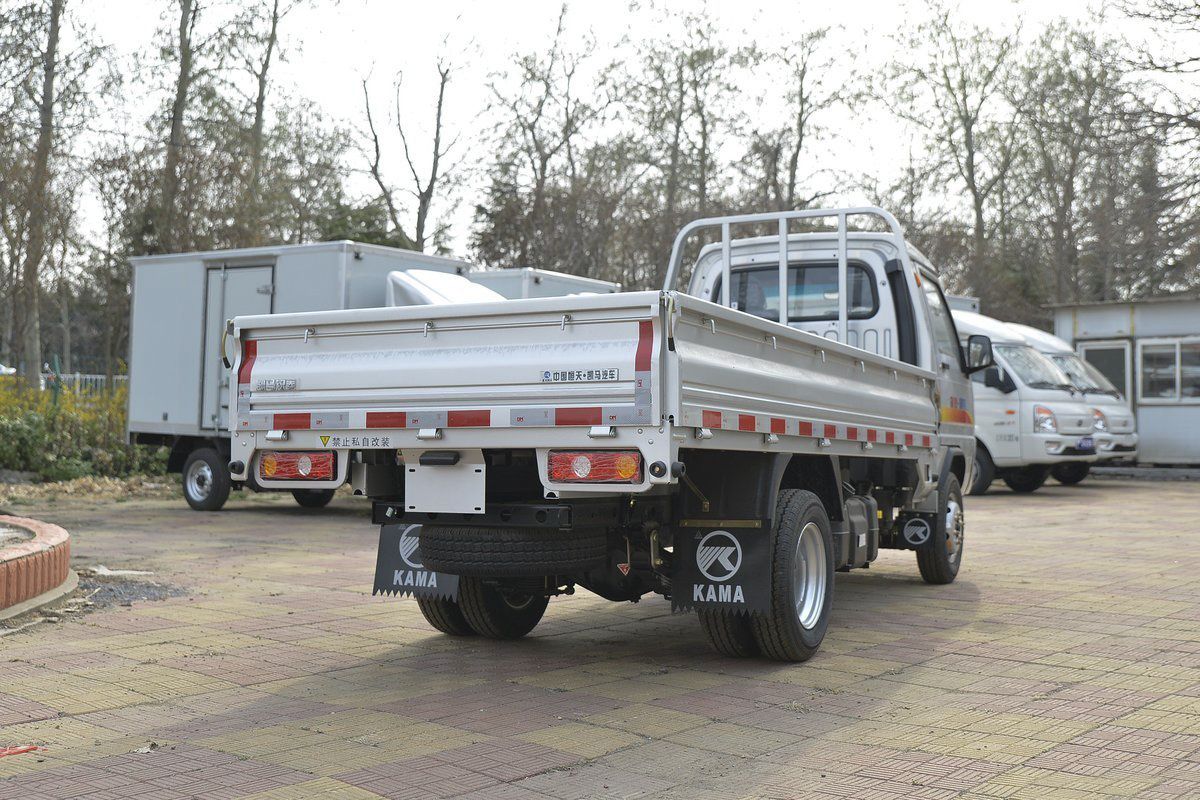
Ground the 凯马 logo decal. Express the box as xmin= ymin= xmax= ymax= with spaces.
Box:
xmin=903 ymin=517 xmax=931 ymax=547
xmin=398 ymin=525 xmax=424 ymax=570
xmin=696 ymin=530 xmax=742 ymax=582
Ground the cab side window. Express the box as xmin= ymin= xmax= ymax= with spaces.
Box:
xmin=921 ymin=280 xmax=962 ymax=369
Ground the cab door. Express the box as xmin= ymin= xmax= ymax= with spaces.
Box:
xmin=919 ymin=274 xmax=975 ymax=462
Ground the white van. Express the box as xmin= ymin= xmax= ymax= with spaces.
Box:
xmin=952 ymin=310 xmax=1103 ymax=494
xmin=1008 ymin=323 xmax=1138 ymax=480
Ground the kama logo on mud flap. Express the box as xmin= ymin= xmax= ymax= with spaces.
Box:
xmin=903 ymin=517 xmax=931 ymax=547
xmin=696 ymin=530 xmax=742 ymax=582
xmin=398 ymin=525 xmax=424 ymax=570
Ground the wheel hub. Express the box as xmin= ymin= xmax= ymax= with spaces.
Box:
xmin=186 ymin=461 xmax=213 ymax=499
xmin=792 ymin=521 xmax=828 ymax=630
xmin=945 ymin=499 xmax=964 ymax=563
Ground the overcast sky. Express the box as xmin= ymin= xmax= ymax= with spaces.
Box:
xmin=80 ymin=0 xmax=1140 ymax=254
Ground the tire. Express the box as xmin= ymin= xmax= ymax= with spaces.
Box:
xmin=697 ymin=609 xmax=760 ymax=658
xmin=416 ymin=596 xmax=476 ymax=636
xmin=969 ymin=446 xmax=995 ymax=496
xmin=751 ymin=489 xmax=835 ymax=662
xmin=1003 ymin=465 xmax=1049 ymax=493
xmin=292 ymin=488 xmax=336 ymax=508
xmin=1050 ymin=463 xmax=1090 ymax=485
xmin=917 ymin=474 xmax=964 ymax=585
xmin=457 ymin=576 xmax=548 ymax=639
xmin=419 ymin=526 xmax=607 ymax=578
xmin=182 ymin=447 xmax=231 ymax=511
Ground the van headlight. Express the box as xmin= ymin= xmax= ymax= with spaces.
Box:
xmin=1091 ymin=408 xmax=1108 ymax=432
xmin=1033 ymin=405 xmax=1057 ymax=434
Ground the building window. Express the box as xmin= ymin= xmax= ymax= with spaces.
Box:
xmin=1139 ymin=338 xmax=1200 ymax=403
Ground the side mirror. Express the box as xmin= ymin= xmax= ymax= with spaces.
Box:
xmin=983 ymin=366 xmax=1017 ymax=394
xmin=963 ymin=334 xmax=993 ymax=374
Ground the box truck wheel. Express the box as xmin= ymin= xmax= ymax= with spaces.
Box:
xmin=456 ymin=577 xmax=548 ymax=639
xmin=917 ymin=474 xmax=964 ymax=585
xmin=292 ymin=489 xmax=335 ymax=508
xmin=969 ymin=447 xmax=995 ymax=496
xmin=1050 ymin=463 xmax=1090 ymax=485
xmin=1003 ymin=466 xmax=1048 ymax=493
xmin=416 ymin=596 xmax=476 ymax=636
xmin=698 ymin=609 xmax=760 ymax=658
xmin=182 ymin=447 xmax=231 ymax=511
xmin=751 ymin=489 xmax=834 ymax=662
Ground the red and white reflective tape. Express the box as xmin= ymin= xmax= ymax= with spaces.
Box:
xmin=692 ymin=408 xmax=932 ymax=449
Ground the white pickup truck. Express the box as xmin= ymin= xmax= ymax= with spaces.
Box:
xmin=228 ymin=208 xmax=993 ymax=661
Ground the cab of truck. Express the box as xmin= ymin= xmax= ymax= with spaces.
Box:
xmin=952 ymin=310 xmax=1103 ymax=494
xmin=1007 ymin=323 xmax=1138 ymax=478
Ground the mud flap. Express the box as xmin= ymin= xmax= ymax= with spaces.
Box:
xmin=372 ymin=524 xmax=459 ymax=600
xmin=671 ymin=527 xmax=771 ymax=614
xmin=896 ymin=512 xmax=940 ymax=551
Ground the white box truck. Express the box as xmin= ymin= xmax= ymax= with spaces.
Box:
xmin=228 ymin=207 xmax=995 ymax=661
xmin=127 ymin=241 xmax=618 ymax=511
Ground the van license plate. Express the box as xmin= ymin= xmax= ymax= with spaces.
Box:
xmin=1076 ymin=437 xmax=1094 ymax=451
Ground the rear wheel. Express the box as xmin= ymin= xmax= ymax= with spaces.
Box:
xmin=292 ymin=488 xmax=335 ymax=508
xmin=697 ymin=609 xmax=759 ymax=658
xmin=1003 ymin=466 xmax=1049 ymax=493
xmin=751 ymin=489 xmax=835 ymax=662
xmin=1050 ymin=462 xmax=1090 ymax=485
xmin=969 ymin=446 xmax=995 ymax=496
xmin=917 ymin=474 xmax=964 ymax=585
xmin=182 ymin=447 xmax=230 ymax=511
xmin=457 ymin=577 xmax=549 ymax=639
xmin=415 ymin=596 xmax=476 ymax=636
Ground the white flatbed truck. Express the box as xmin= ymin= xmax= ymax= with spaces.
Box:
xmin=228 ymin=208 xmax=993 ymax=660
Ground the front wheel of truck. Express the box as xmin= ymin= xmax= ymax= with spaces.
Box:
xmin=1003 ymin=465 xmax=1049 ymax=493
xmin=416 ymin=596 xmax=476 ymax=636
xmin=751 ymin=489 xmax=834 ymax=662
xmin=457 ymin=577 xmax=549 ymax=639
xmin=917 ymin=474 xmax=964 ymax=585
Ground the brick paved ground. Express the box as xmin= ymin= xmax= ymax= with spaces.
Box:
xmin=1 ymin=478 xmax=1198 ymax=799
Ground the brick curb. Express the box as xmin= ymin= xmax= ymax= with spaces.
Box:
xmin=0 ymin=515 xmax=71 ymax=612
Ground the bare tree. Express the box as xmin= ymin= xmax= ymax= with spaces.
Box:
xmin=885 ymin=10 xmax=1021 ymax=308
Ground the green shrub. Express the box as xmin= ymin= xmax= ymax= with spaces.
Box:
xmin=0 ymin=383 xmax=167 ymax=481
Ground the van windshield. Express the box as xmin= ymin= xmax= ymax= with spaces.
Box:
xmin=994 ymin=344 xmax=1074 ymax=390
xmin=1047 ymin=353 xmax=1121 ymax=397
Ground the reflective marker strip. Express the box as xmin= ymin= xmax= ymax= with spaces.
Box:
xmin=366 ymin=412 xmax=407 ymax=428
xmin=693 ymin=409 xmax=933 ymax=449
xmin=555 ymin=407 xmax=603 ymax=426
xmin=635 ymin=320 xmax=653 ymax=371
xmin=447 ymin=410 xmax=490 ymax=427
xmin=273 ymin=413 xmax=311 ymax=429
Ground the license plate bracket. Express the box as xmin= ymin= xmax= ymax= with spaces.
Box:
xmin=402 ymin=448 xmax=485 ymax=514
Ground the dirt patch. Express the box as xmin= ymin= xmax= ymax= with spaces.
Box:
xmin=0 ymin=475 xmax=178 ymax=509
xmin=77 ymin=572 xmax=188 ymax=610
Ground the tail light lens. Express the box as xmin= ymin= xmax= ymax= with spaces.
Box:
xmin=548 ymin=450 xmax=642 ymax=483
xmin=259 ymin=451 xmax=335 ymax=481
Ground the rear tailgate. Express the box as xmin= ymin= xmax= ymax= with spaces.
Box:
xmin=232 ymin=291 xmax=663 ymax=441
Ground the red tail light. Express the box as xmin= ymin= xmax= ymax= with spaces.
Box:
xmin=259 ymin=451 xmax=335 ymax=481
xmin=548 ymin=450 xmax=642 ymax=483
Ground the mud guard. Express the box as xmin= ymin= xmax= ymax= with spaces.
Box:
xmin=896 ymin=449 xmax=956 ymax=550
xmin=671 ymin=526 xmax=772 ymax=614
xmin=373 ymin=524 xmax=459 ymax=600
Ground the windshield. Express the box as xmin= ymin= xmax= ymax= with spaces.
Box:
xmin=1048 ymin=353 xmax=1121 ymax=396
xmin=994 ymin=344 xmax=1074 ymax=389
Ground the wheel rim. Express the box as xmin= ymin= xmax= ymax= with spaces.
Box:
xmin=185 ymin=460 xmax=213 ymax=500
xmin=792 ymin=521 xmax=827 ymax=630
xmin=945 ymin=498 xmax=964 ymax=565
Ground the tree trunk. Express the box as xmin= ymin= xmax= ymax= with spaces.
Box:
xmin=20 ymin=0 xmax=63 ymax=389
xmin=160 ymin=0 xmax=197 ymax=253
xmin=244 ymin=0 xmax=280 ymax=247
